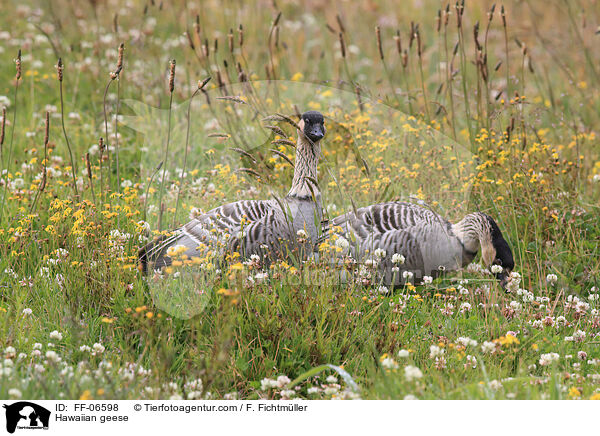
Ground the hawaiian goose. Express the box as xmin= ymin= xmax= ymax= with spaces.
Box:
xmin=327 ymin=201 xmax=514 ymax=286
xmin=139 ymin=111 xmax=326 ymax=273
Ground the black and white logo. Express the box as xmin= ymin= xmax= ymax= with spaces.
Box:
xmin=3 ymin=402 xmax=50 ymax=434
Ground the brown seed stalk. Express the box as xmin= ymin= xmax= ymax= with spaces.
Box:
xmin=375 ymin=26 xmax=384 ymax=60
xmin=168 ymin=59 xmax=176 ymax=93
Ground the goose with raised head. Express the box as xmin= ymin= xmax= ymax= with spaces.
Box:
xmin=326 ymin=201 xmax=514 ymax=286
xmin=139 ymin=111 xmax=326 ymax=273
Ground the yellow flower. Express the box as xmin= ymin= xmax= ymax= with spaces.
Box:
xmin=101 ymin=317 xmax=114 ymax=324
xmin=590 ymin=393 xmax=600 ymax=400
xmin=79 ymin=390 xmax=92 ymax=400
xmin=568 ymin=387 xmax=581 ymax=398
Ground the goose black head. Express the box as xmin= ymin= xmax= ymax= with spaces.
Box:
xmin=484 ymin=214 xmax=515 ymax=288
xmin=299 ymin=111 xmax=325 ymax=143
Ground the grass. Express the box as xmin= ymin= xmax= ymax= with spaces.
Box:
xmin=0 ymin=0 xmax=599 ymax=400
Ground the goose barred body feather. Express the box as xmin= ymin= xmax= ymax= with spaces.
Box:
xmin=139 ymin=111 xmax=326 ymax=273
xmin=327 ymin=201 xmax=514 ymax=285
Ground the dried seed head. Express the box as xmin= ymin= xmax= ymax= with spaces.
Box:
xmin=375 ymin=26 xmax=384 ymax=60
xmin=501 ymin=5 xmax=506 ymax=28
xmin=336 ymin=14 xmax=345 ymax=33
xmin=228 ymin=29 xmax=234 ymax=53
xmin=44 ymin=111 xmax=50 ymax=146
xmin=338 ymin=32 xmax=346 ymax=58
xmin=213 ymin=38 xmax=218 ymax=54
xmin=488 ymin=4 xmax=496 ymax=23
xmin=99 ymin=137 xmax=105 ymax=153
xmin=86 ymin=152 xmax=93 ymax=180
xmin=273 ymin=11 xmax=282 ymax=27
xmin=436 ymin=10 xmax=441 ymax=32
xmin=238 ymin=24 xmax=244 ymax=47
xmin=198 ymin=76 xmax=211 ymax=90
xmin=202 ymin=38 xmax=209 ymax=58
xmin=444 ymin=4 xmax=450 ymax=27
xmin=168 ymin=59 xmax=176 ymax=93
xmin=15 ymin=49 xmax=22 ymax=81
xmin=274 ymin=25 xmax=279 ymax=48
xmin=117 ymin=43 xmax=124 ymax=71
xmin=401 ymin=49 xmax=408 ymax=68
xmin=394 ymin=30 xmax=402 ymax=54
xmin=0 ymin=107 xmax=6 ymax=147
xmin=57 ymin=57 xmax=63 ymax=82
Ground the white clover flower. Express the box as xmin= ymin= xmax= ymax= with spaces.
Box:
xmin=481 ymin=341 xmax=496 ymax=353
xmin=490 ymin=264 xmax=503 ymax=274
xmin=546 ymin=273 xmax=558 ymax=285
xmin=578 ymin=351 xmax=588 ymax=360
xmin=325 ymin=375 xmax=338 ymax=384
xmin=8 ymin=388 xmax=22 ymax=399
xmin=404 ymin=365 xmax=423 ymax=382
xmin=402 ymin=271 xmax=414 ymax=281
xmin=49 ymin=330 xmax=63 ymax=341
xmin=381 ymin=356 xmax=398 ymax=370
xmin=456 ymin=337 xmax=478 ymax=347
xmin=22 ymin=308 xmax=32 ymax=316
xmin=392 ymin=253 xmax=405 ymax=265
xmin=373 ymin=248 xmax=386 ymax=260
xmin=377 ymin=285 xmax=389 ymax=295
xmin=276 ymin=375 xmax=291 ymax=388
xmin=429 ymin=345 xmax=444 ymax=358
xmin=398 ymin=349 xmax=410 ymax=358
xmin=403 ymin=394 xmax=418 ymax=400
xmin=460 ymin=302 xmax=472 ymax=313
xmin=296 ymin=229 xmax=308 ymax=238
xmin=45 ymin=350 xmax=61 ymax=363
xmin=539 ymin=352 xmax=560 ymax=366
xmin=260 ymin=378 xmax=277 ymax=391
xmin=422 ymin=275 xmax=433 ymax=284
xmin=335 ymin=236 xmax=349 ymax=250
xmin=92 ymin=343 xmax=105 ymax=354
xmin=4 ymin=347 xmax=16 ymax=359
xmin=488 ymin=380 xmax=502 ymax=390
xmin=307 ymin=387 xmax=321 ymax=395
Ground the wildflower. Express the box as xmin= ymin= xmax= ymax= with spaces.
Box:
xmin=92 ymin=343 xmax=105 ymax=354
xmin=539 ymin=352 xmax=560 ymax=366
xmin=260 ymin=378 xmax=278 ymax=390
xmin=22 ymin=308 xmax=32 ymax=316
xmin=403 ymin=394 xmax=418 ymax=400
xmin=404 ymin=365 xmax=423 ymax=382
xmin=307 ymin=387 xmax=321 ymax=395
xmin=8 ymin=388 xmax=22 ymax=399
xmin=276 ymin=375 xmax=291 ymax=388
xmin=481 ymin=341 xmax=496 ymax=353
xmin=578 ymin=351 xmax=588 ymax=361
xmin=490 ymin=264 xmax=503 ymax=274
xmin=422 ymin=275 xmax=433 ymax=284
xmin=335 ymin=236 xmax=349 ymax=250
xmin=546 ymin=273 xmax=558 ymax=285
xmin=79 ymin=345 xmax=91 ymax=352
xmin=398 ymin=349 xmax=410 ymax=358
xmin=49 ymin=330 xmax=63 ymax=340
xmin=402 ymin=271 xmax=414 ymax=281
xmin=45 ymin=350 xmax=61 ymax=363
xmin=325 ymin=375 xmax=338 ymax=384
xmin=4 ymin=347 xmax=16 ymax=359
xmin=392 ymin=253 xmax=406 ymax=265
xmin=377 ymin=285 xmax=389 ymax=295
xmin=373 ymin=248 xmax=386 ymax=260
xmin=488 ymin=380 xmax=502 ymax=390
xmin=457 ymin=337 xmax=478 ymax=347
xmin=381 ymin=356 xmax=398 ymax=370
xmin=429 ymin=345 xmax=444 ymax=358
xmin=460 ymin=302 xmax=472 ymax=313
